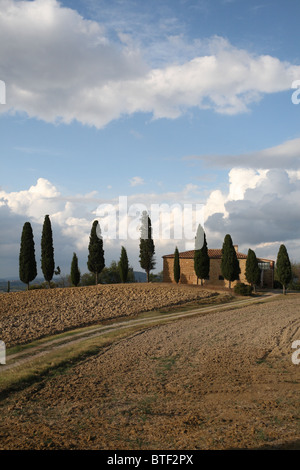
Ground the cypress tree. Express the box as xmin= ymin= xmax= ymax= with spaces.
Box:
xmin=139 ymin=211 xmax=155 ymax=282
xmin=173 ymin=246 xmax=180 ymax=284
xmin=19 ymin=222 xmax=37 ymax=290
xmin=245 ymin=249 xmax=261 ymax=293
xmin=276 ymin=244 xmax=292 ymax=295
xmin=221 ymin=234 xmax=240 ymax=289
xmin=41 ymin=215 xmax=55 ymax=288
xmin=194 ymin=223 xmax=204 ymax=251
xmin=194 ymin=226 xmax=210 ymax=286
xmin=70 ymin=252 xmax=81 ymax=287
xmin=87 ymin=220 xmax=105 ymax=284
xmin=118 ymin=246 xmax=129 ymax=283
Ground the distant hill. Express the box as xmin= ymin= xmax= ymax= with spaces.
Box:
xmin=133 ymin=271 xmax=147 ymax=282
xmin=0 ymin=279 xmax=27 ymax=292
xmin=0 ymin=273 xmax=148 ymax=292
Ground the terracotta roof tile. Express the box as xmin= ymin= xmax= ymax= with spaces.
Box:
xmin=163 ymin=249 xmax=248 ymax=259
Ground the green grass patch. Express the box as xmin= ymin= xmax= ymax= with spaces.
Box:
xmin=137 ymin=395 xmax=157 ymax=421
xmin=151 ymin=354 xmax=180 ymax=379
xmin=6 ymin=323 xmax=107 ymax=357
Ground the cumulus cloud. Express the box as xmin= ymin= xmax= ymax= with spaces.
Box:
xmin=0 ymin=0 xmax=147 ymax=127
xmin=0 ymin=178 xmax=61 ymax=222
xmin=1 ymin=170 xmax=300 ymax=278
xmin=0 ymin=178 xmax=104 ymax=276
xmin=0 ymin=0 xmax=300 ymax=127
xmin=0 ymin=177 xmax=204 ymax=276
xmin=187 ymin=137 xmax=300 ymax=170
xmin=204 ymin=168 xmax=300 ymax=262
xmin=202 ymin=168 xmax=268 ymax=220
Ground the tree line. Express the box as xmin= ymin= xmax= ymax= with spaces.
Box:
xmin=18 ymin=214 xmax=293 ymax=294
xmin=18 ymin=210 xmax=156 ymax=289
xmin=172 ymin=225 xmax=293 ymax=295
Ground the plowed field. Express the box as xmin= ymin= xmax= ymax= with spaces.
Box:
xmin=0 ymin=288 xmax=299 ymax=450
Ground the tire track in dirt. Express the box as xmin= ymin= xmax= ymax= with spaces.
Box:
xmin=1 ymin=293 xmax=279 ymax=373
xmin=1 ymin=293 xmax=299 ymax=450
xmin=0 ymin=284 xmax=218 ymax=348
xmin=270 ymin=316 xmax=300 ymax=358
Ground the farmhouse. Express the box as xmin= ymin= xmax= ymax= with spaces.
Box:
xmin=163 ymin=245 xmax=274 ymax=288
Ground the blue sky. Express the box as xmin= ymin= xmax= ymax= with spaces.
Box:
xmin=0 ymin=0 xmax=300 ymax=279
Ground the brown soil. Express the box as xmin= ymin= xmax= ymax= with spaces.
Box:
xmin=0 ymin=290 xmax=299 ymax=450
xmin=0 ymin=283 xmax=216 ymax=348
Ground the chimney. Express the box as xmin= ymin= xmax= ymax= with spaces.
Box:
xmin=233 ymin=245 xmax=238 ymax=252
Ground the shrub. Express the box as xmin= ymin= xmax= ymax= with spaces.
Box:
xmin=234 ymin=282 xmax=253 ymax=296
xmin=29 ymin=281 xmax=58 ymax=290
xmin=288 ymin=281 xmax=300 ymax=291
xmin=29 ymin=283 xmax=44 ymax=290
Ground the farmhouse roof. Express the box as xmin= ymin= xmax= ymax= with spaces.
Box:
xmin=164 ymin=249 xmax=246 ymax=259
xmin=163 ymin=248 xmax=274 ymax=264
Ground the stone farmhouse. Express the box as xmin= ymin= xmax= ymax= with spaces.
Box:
xmin=163 ymin=245 xmax=274 ymax=288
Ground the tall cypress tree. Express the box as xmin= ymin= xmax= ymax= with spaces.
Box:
xmin=118 ymin=246 xmax=129 ymax=283
xmin=19 ymin=222 xmax=37 ymax=290
xmin=173 ymin=246 xmax=180 ymax=284
xmin=245 ymin=248 xmax=261 ymax=293
xmin=139 ymin=211 xmax=155 ymax=282
xmin=276 ymin=244 xmax=292 ymax=295
xmin=87 ymin=220 xmax=105 ymax=285
xmin=221 ymin=234 xmax=240 ymax=289
xmin=70 ymin=252 xmax=81 ymax=287
xmin=194 ymin=226 xmax=210 ymax=286
xmin=41 ymin=215 xmax=55 ymax=288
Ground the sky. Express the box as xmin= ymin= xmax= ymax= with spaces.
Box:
xmin=0 ymin=0 xmax=300 ymax=279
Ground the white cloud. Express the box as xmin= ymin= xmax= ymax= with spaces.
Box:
xmin=204 ymin=168 xmax=300 ymax=262
xmin=0 ymin=0 xmax=147 ymax=127
xmin=0 ymin=177 xmax=204 ymax=276
xmin=0 ymin=178 xmax=100 ymax=274
xmin=227 ymin=168 xmax=269 ymax=201
xmin=0 ymin=177 xmax=61 ymax=222
xmin=0 ymin=0 xmax=300 ymax=127
xmin=203 ymin=168 xmax=268 ymax=220
xmin=1 ymin=171 xmax=300 ymax=277
xmin=130 ymin=176 xmax=145 ymax=187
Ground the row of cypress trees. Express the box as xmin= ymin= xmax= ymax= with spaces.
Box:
xmin=87 ymin=212 xmax=156 ymax=284
xmin=19 ymin=215 xmax=55 ymax=289
xmin=86 ymin=220 xmax=131 ymax=284
xmin=173 ymin=230 xmax=241 ymax=288
xmin=19 ymin=217 xmax=118 ymax=289
xmin=18 ymin=211 xmax=156 ymax=289
xmin=18 ymin=215 xmax=292 ymax=292
xmin=173 ymin=226 xmax=292 ymax=294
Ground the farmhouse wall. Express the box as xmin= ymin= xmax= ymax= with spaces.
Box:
xmin=163 ymin=253 xmax=274 ymax=288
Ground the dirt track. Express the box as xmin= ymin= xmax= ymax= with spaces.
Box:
xmin=0 ymin=283 xmax=216 ymax=348
xmin=0 ymin=292 xmax=299 ymax=450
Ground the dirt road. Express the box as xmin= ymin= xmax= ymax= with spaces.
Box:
xmin=0 ymin=283 xmax=216 ymax=348
xmin=0 ymin=293 xmax=299 ymax=450
xmin=1 ymin=292 xmax=276 ymax=372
